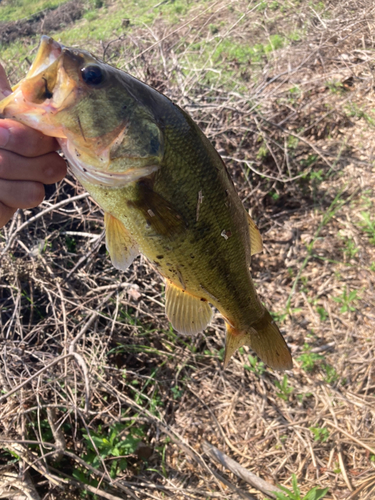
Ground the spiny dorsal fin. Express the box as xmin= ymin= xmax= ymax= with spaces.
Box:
xmin=104 ymin=213 xmax=139 ymax=271
xmin=247 ymin=213 xmax=263 ymax=256
xmin=165 ymin=280 xmax=213 ymax=336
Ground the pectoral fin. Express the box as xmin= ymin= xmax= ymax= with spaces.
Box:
xmin=248 ymin=214 xmax=263 ymax=255
xmin=224 ymin=310 xmax=292 ymax=370
xmin=134 ymin=181 xmax=185 ymax=237
xmin=104 ymin=213 xmax=139 ymax=271
xmin=165 ymin=280 xmax=213 ymax=335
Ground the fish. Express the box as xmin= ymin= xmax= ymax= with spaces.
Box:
xmin=0 ymin=36 xmax=292 ymax=370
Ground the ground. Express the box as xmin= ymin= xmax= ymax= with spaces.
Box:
xmin=0 ymin=0 xmax=374 ymax=499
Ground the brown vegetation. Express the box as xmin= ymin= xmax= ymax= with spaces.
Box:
xmin=0 ymin=0 xmax=375 ymax=499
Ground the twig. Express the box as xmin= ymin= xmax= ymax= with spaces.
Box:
xmin=325 ymin=421 xmax=375 ymax=455
xmin=202 ymin=441 xmax=283 ymax=500
xmin=1 ymin=193 xmax=89 ymax=257
xmin=0 ymin=353 xmax=72 ymax=404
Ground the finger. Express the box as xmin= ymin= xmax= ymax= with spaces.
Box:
xmin=0 ymin=179 xmax=45 ymax=209
xmin=0 ymin=201 xmax=16 ymax=229
xmin=0 ymin=150 xmax=67 ymax=183
xmin=0 ymin=119 xmax=61 ymax=157
xmin=0 ymin=64 xmax=12 ymax=98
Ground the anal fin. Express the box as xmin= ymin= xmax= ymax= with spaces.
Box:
xmin=247 ymin=213 xmax=263 ymax=256
xmin=224 ymin=310 xmax=292 ymax=370
xmin=166 ymin=280 xmax=213 ymax=335
xmin=104 ymin=213 xmax=139 ymax=271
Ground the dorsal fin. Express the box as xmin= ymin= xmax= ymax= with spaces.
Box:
xmin=165 ymin=280 xmax=213 ymax=335
xmin=104 ymin=213 xmax=139 ymax=271
xmin=248 ymin=213 xmax=263 ymax=255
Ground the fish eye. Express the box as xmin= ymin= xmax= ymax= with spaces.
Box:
xmin=81 ymin=65 xmax=104 ymax=86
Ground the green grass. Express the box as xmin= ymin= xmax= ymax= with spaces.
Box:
xmin=0 ymin=0 xmax=303 ymax=93
xmin=0 ymin=0 xmax=70 ymax=22
xmin=273 ymin=474 xmax=329 ymax=500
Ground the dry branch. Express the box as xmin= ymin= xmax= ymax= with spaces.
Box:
xmin=202 ymin=441 xmax=281 ymax=499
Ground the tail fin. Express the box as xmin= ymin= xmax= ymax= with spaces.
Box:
xmin=224 ymin=310 xmax=292 ymax=370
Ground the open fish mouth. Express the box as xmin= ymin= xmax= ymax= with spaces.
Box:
xmin=0 ymin=36 xmax=77 ymax=134
xmin=0 ymin=36 xmax=161 ymax=188
xmin=24 ymin=36 xmax=63 ymax=80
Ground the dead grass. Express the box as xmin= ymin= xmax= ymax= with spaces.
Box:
xmin=1 ymin=0 xmax=375 ymax=499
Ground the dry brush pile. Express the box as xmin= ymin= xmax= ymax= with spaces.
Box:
xmin=0 ymin=0 xmax=375 ymax=499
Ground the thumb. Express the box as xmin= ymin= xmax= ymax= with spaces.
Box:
xmin=0 ymin=64 xmax=12 ymax=99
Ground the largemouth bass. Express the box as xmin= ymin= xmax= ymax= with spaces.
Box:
xmin=0 ymin=36 xmax=292 ymax=370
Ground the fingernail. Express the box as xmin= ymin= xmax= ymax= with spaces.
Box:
xmin=0 ymin=126 xmax=10 ymax=147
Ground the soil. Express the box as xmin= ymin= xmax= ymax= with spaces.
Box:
xmin=0 ymin=1 xmax=84 ymax=44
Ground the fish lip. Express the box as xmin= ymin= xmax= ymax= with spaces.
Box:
xmin=27 ymin=36 xmax=64 ymax=78
xmin=60 ymin=139 xmax=159 ymax=188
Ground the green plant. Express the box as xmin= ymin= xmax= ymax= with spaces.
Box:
xmin=75 ymin=422 xmax=145 ymax=482
xmin=274 ymin=375 xmax=294 ymax=401
xmin=65 ymin=236 xmax=77 ymax=253
xmin=272 ymin=474 xmax=329 ymax=499
xmin=244 ymin=354 xmax=266 ymax=376
xmin=171 ymin=385 xmax=184 ymax=399
xmin=296 ymin=392 xmax=313 ymax=403
xmin=359 ymin=211 xmax=375 ymax=244
xmin=297 ymin=345 xmax=323 ymax=372
xmin=316 ymin=306 xmax=328 ymax=322
xmin=300 ymin=157 xmax=319 ymax=169
xmin=265 ymin=34 xmax=284 ymax=52
xmin=321 ymin=364 xmax=338 ymax=384
xmin=309 ymin=426 xmax=330 ymax=443
xmin=257 ymin=141 xmax=268 ymax=159
xmin=326 ymin=80 xmax=343 ymax=94
xmin=340 ymin=236 xmax=359 ymax=259
xmin=333 ymin=287 xmax=359 ymax=313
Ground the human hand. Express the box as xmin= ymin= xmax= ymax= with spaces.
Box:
xmin=0 ymin=64 xmax=67 ymax=229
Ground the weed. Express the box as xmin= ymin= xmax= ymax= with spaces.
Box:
xmin=265 ymin=34 xmax=284 ymax=52
xmin=296 ymin=392 xmax=313 ymax=403
xmin=326 ymin=81 xmax=343 ymax=94
xmin=270 ymin=1 xmax=280 ymax=10
xmin=345 ymin=103 xmax=375 ymax=127
xmin=359 ymin=211 xmax=375 ymax=244
xmin=204 ymin=347 xmax=225 ymax=361
xmin=65 ymin=236 xmax=77 ymax=253
xmin=209 ymin=24 xmax=219 ymax=35
xmin=244 ymin=354 xmax=266 ymax=376
xmin=76 ymin=422 xmax=145 ymax=482
xmin=316 ymin=306 xmax=328 ymax=322
xmin=288 ymin=135 xmax=299 ymax=149
xmin=257 ymin=142 xmax=268 ymax=159
xmin=321 ymin=364 xmax=338 ymax=384
xmin=171 ymin=385 xmax=184 ymax=399
xmin=339 ymin=235 xmax=359 ymax=260
xmin=333 ymin=287 xmax=359 ymax=313
xmin=309 ymin=426 xmax=330 ymax=443
xmin=272 ymin=474 xmax=329 ymax=499
xmin=300 ymin=156 xmax=319 ymax=169
xmin=297 ymin=344 xmax=323 ymax=372
xmin=274 ymin=375 xmax=294 ymax=401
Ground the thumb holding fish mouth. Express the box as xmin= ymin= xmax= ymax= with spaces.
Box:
xmin=0 ymin=63 xmax=67 ymax=229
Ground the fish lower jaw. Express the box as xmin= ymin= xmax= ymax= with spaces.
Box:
xmin=59 ymin=139 xmax=160 ymax=189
